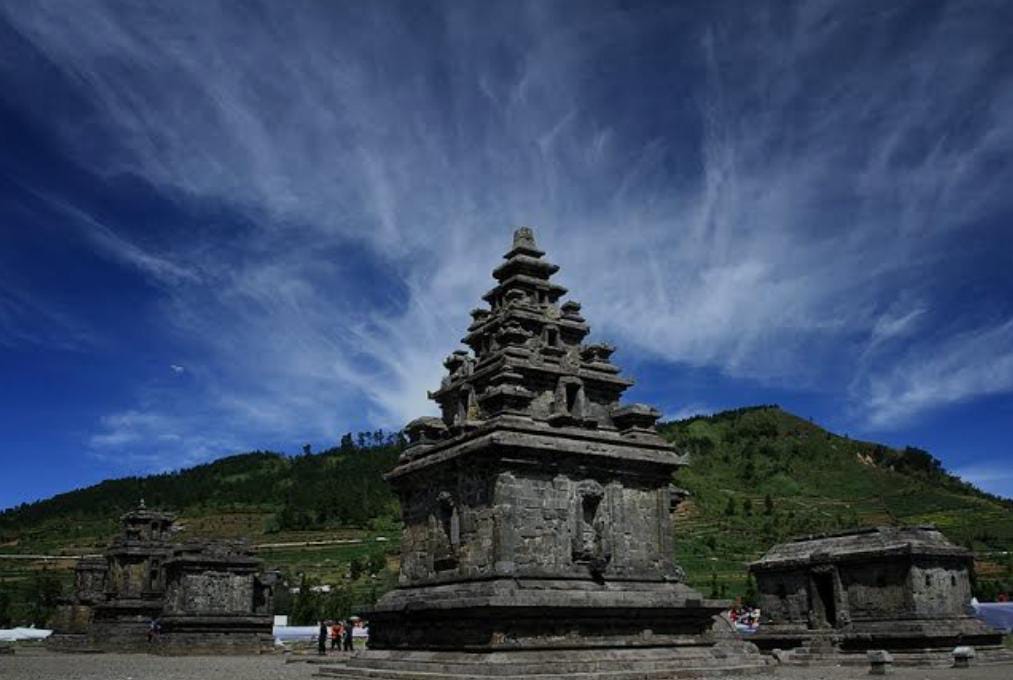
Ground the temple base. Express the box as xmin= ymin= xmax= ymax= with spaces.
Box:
xmin=315 ymin=646 xmax=773 ymax=679
xmin=365 ymin=578 xmax=737 ymax=651
xmin=156 ymin=614 xmax=274 ymax=654
xmin=324 ymin=578 xmax=772 ymax=677
xmin=751 ymin=617 xmax=1013 ymax=667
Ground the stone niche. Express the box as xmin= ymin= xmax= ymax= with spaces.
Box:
xmin=748 ymin=525 xmax=1009 ymax=665
xmin=324 ymin=229 xmax=770 ymax=679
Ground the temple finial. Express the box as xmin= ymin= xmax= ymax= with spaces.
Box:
xmin=513 ymin=227 xmax=537 ymax=251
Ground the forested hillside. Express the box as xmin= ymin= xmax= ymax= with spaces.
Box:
xmin=2 ymin=408 xmax=1011 ymax=626
xmin=0 ymin=433 xmax=402 ymax=550
xmin=663 ymin=406 xmax=1013 ymax=598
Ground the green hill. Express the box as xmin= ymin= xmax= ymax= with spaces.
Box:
xmin=2 ymin=408 xmax=1011 ymax=626
xmin=662 ymin=406 xmax=1013 ymax=599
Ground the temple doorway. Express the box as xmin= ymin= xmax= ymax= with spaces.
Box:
xmin=812 ymin=572 xmax=837 ymax=628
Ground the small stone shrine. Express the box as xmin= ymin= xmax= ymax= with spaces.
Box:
xmin=48 ymin=502 xmax=275 ymax=654
xmin=323 ymin=228 xmax=769 ymax=678
xmin=44 ymin=556 xmax=109 ymax=642
xmin=159 ymin=540 xmax=278 ymax=653
xmin=749 ymin=526 xmax=1009 ymax=665
xmin=88 ymin=503 xmax=175 ymax=649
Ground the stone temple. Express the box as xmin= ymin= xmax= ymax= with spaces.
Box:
xmin=48 ymin=502 xmax=276 ymax=654
xmin=748 ymin=526 xmax=1009 ymax=665
xmin=322 ymin=228 xmax=768 ymax=678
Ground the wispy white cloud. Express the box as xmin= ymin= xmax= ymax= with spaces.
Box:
xmin=39 ymin=195 xmax=200 ymax=286
xmin=89 ymin=409 xmax=242 ymax=470
xmin=664 ymin=404 xmax=716 ymax=423
xmin=2 ymin=1 xmax=1012 ymax=465
xmin=862 ymin=319 xmax=1013 ymax=427
xmin=869 ymin=306 xmax=927 ymax=349
xmin=0 ymin=279 xmax=99 ymax=351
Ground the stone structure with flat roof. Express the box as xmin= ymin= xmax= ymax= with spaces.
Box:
xmin=749 ymin=525 xmax=1009 ymax=666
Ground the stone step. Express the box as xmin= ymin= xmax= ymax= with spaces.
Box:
xmin=346 ymin=653 xmax=730 ymax=672
xmin=314 ymin=659 xmax=774 ymax=679
xmin=336 ymin=649 xmax=767 ymax=675
xmin=317 ymin=668 xmax=773 ymax=680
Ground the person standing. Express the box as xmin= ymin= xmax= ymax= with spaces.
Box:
xmin=330 ymin=621 xmax=340 ymax=650
xmin=342 ymin=619 xmax=354 ymax=651
xmin=317 ymin=620 xmax=327 ymax=656
xmin=147 ymin=617 xmax=161 ymax=643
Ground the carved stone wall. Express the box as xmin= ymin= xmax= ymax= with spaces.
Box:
xmin=838 ymin=559 xmax=911 ymax=620
xmin=908 ymin=559 xmax=972 ymax=618
xmin=163 ymin=571 xmax=255 ymax=615
xmin=756 ymin=570 xmax=809 ymax=625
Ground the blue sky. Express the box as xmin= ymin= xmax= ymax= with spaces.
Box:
xmin=1 ymin=0 xmax=1012 ymax=508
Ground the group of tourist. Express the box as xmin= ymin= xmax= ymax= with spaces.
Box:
xmin=729 ymin=604 xmax=760 ymax=629
xmin=317 ymin=618 xmax=359 ymax=655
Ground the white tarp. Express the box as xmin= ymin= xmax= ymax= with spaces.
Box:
xmin=272 ymin=625 xmax=318 ymax=641
xmin=0 ymin=627 xmax=52 ymax=642
xmin=272 ymin=625 xmax=369 ymax=642
xmin=972 ymin=600 xmax=1013 ymax=633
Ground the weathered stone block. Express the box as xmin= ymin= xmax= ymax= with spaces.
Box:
xmin=952 ymin=645 xmax=975 ymax=668
xmin=867 ymin=649 xmax=893 ymax=674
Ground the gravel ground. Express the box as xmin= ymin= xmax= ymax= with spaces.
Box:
xmin=1 ymin=649 xmax=1011 ymax=680
xmin=0 ymin=648 xmax=309 ymax=680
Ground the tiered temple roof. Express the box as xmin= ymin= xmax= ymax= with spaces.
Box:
xmin=405 ymin=227 xmax=660 ymax=457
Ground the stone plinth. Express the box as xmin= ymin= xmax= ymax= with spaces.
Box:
xmin=337 ymin=228 xmax=770 ymax=678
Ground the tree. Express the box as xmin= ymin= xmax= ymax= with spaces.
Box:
xmin=349 ymin=557 xmax=365 ymax=581
xmin=322 ymin=585 xmax=354 ymax=621
xmin=724 ymin=497 xmax=736 ymax=516
xmin=0 ymin=586 xmax=11 ymax=628
xmin=764 ymin=494 xmax=774 ymax=515
xmin=272 ymin=582 xmax=293 ymax=616
xmin=339 ymin=433 xmax=355 ymax=452
xmin=290 ymin=576 xmax=321 ymax=625
xmin=367 ymin=550 xmax=387 ymax=576
xmin=302 ymin=443 xmax=312 ymax=456
xmin=709 ymin=572 xmax=719 ymax=598
xmin=742 ymin=460 xmax=756 ymax=481
xmin=25 ymin=570 xmax=63 ymax=626
xmin=743 ymin=499 xmax=753 ymax=516
xmin=743 ymin=575 xmax=759 ymax=608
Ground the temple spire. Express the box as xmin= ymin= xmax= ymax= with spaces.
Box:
xmin=407 ymin=226 xmax=665 ymax=445
xmin=513 ymin=226 xmax=537 ymax=251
